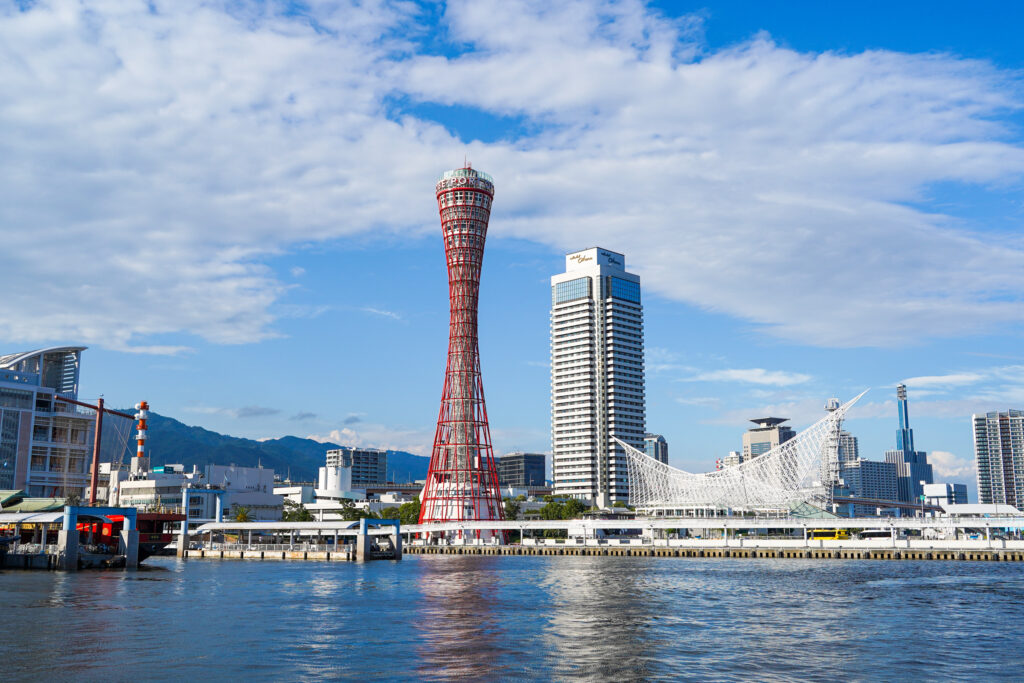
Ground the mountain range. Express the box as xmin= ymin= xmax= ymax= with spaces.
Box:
xmin=107 ymin=411 xmax=430 ymax=483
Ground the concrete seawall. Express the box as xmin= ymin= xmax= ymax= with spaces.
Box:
xmin=185 ymin=549 xmax=355 ymax=561
xmin=182 ymin=545 xmax=1024 ymax=562
xmin=405 ymin=545 xmax=1024 ymax=562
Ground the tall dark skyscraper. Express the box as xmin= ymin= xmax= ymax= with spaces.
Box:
xmin=885 ymin=384 xmax=933 ymax=503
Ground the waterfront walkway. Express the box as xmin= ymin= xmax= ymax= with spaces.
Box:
xmin=404 ymin=543 xmax=1024 ymax=562
xmin=177 ymin=515 xmax=1024 ymax=563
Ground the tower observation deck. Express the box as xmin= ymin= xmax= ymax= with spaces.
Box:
xmin=419 ymin=167 xmax=504 ymax=533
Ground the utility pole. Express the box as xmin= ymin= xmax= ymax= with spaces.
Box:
xmin=89 ymin=397 xmax=104 ymax=505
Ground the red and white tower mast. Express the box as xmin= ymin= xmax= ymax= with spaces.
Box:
xmin=418 ymin=167 xmax=504 ymax=534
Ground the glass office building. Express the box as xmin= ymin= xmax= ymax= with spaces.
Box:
xmin=497 ymin=452 xmax=546 ymax=487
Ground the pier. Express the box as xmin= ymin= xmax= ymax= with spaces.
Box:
xmin=1 ymin=506 xmax=139 ymax=571
xmin=176 ymin=515 xmax=1024 ymax=563
xmin=183 ymin=518 xmax=402 ymax=562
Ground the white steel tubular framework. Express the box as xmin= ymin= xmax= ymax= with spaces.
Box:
xmin=620 ymin=392 xmax=867 ymax=512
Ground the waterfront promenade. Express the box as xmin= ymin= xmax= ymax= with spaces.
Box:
xmin=186 ymin=538 xmax=1024 ymax=563
xmin=179 ymin=515 xmax=1024 ymax=564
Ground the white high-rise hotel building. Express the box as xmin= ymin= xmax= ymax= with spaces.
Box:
xmin=551 ymin=247 xmax=645 ymax=507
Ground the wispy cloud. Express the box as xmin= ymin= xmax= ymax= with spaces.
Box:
xmin=899 ymin=365 xmax=1024 ymax=406
xmin=183 ymin=404 xmax=282 ymax=419
xmin=683 ymin=368 xmax=812 ymax=386
xmin=108 ymin=344 xmax=196 ymax=356
xmin=360 ymin=307 xmax=402 ymax=321
xmin=275 ymin=304 xmax=331 ymax=320
xmin=290 ymin=411 xmax=317 ymax=421
xmin=237 ymin=405 xmax=282 ymax=419
xmin=902 ymin=372 xmax=986 ymax=388
xmin=675 ymin=396 xmax=721 ymax=407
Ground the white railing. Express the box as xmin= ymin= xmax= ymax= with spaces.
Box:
xmin=208 ymin=543 xmax=353 ymax=552
xmin=6 ymin=543 xmax=60 ymax=555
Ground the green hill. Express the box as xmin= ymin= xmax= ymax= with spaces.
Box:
xmin=105 ymin=411 xmax=429 ymax=483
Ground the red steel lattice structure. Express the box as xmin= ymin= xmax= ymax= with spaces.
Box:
xmin=419 ymin=167 xmax=504 ymax=531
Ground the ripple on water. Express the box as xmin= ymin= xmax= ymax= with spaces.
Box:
xmin=2 ymin=556 xmax=1024 ymax=681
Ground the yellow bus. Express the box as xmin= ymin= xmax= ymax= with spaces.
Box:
xmin=808 ymin=529 xmax=850 ymax=540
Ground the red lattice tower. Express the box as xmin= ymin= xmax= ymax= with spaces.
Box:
xmin=418 ymin=167 xmax=504 ymax=533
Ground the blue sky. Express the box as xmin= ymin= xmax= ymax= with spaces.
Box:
xmin=3 ymin=1 xmax=1024 ymax=498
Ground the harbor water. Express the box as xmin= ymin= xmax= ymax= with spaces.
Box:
xmin=3 ymin=555 xmax=1023 ymax=681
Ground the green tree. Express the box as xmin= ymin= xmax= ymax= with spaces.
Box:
xmin=539 ymin=501 xmax=564 ymax=520
xmin=282 ymin=499 xmax=313 ymax=522
xmin=379 ymin=507 xmax=401 ymax=520
xmin=233 ymin=506 xmax=252 ymax=523
xmin=503 ymin=498 xmax=521 ymax=520
xmin=396 ymin=497 xmax=421 ymax=525
xmin=562 ymin=498 xmax=586 ymax=519
xmin=338 ymin=499 xmax=378 ymax=521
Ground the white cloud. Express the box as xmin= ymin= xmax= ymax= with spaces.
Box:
xmin=708 ymin=397 xmax=827 ymax=428
xmin=182 ymin=405 xmax=230 ymax=416
xmin=307 ymin=423 xmax=434 ymax=456
xmin=1 ymin=1 xmax=1023 ymax=353
xmin=903 ymin=373 xmax=986 ymax=387
xmin=684 ymin=368 xmax=812 ymax=386
xmin=896 ymin=365 xmax=1024 ymax=407
xmin=675 ymin=396 xmax=720 ymax=407
xmin=307 ymin=428 xmax=360 ymax=446
xmin=929 ymin=450 xmax=976 ymax=480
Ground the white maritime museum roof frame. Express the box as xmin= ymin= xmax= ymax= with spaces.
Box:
xmin=619 ymin=392 xmax=867 ymax=513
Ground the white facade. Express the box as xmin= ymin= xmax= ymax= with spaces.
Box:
xmin=973 ymin=410 xmax=1024 ymax=507
xmin=924 ymin=482 xmax=969 ymax=507
xmin=0 ymin=347 xmax=94 ymax=498
xmin=112 ymin=463 xmax=283 ymax=522
xmin=326 ymin=446 xmax=387 ymax=487
xmin=718 ymin=451 xmax=743 ymax=469
xmin=315 ymin=465 xmax=354 ymax=501
xmin=551 ymin=247 xmax=645 ymax=507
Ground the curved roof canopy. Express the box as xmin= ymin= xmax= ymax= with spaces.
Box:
xmin=0 ymin=346 xmax=87 ymax=369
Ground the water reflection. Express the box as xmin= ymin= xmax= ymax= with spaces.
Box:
xmin=536 ymin=557 xmax=668 ymax=679
xmin=412 ymin=556 xmax=514 ymax=679
xmin=3 ymin=557 xmax=1024 ymax=681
